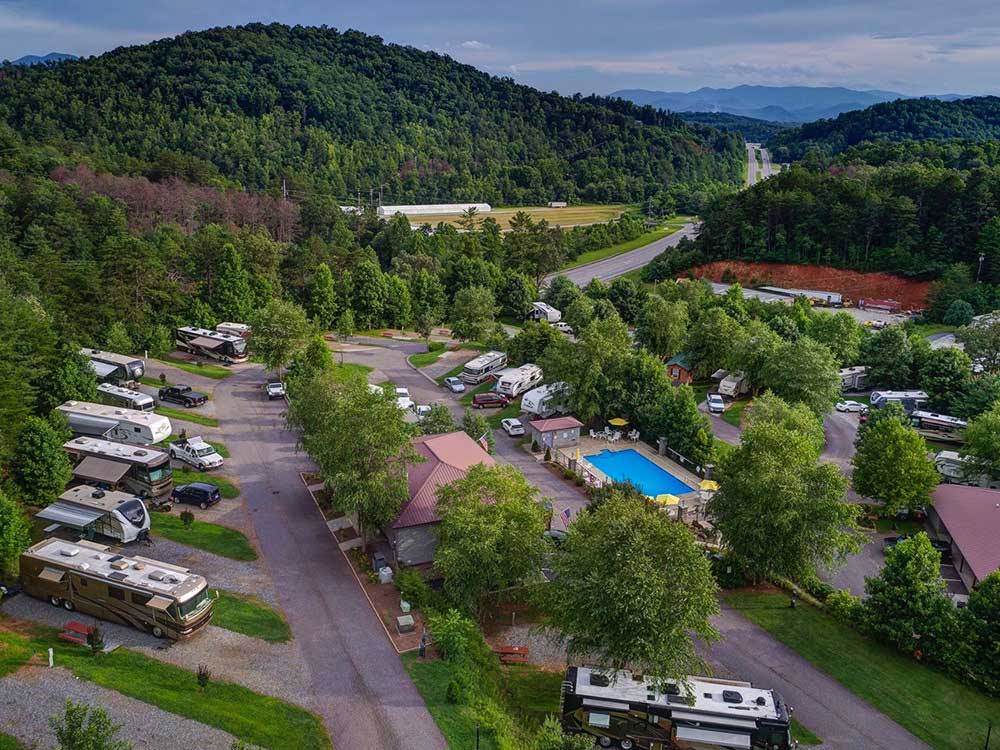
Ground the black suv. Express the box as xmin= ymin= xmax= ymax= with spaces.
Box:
xmin=170 ymin=482 xmax=221 ymax=509
xmin=158 ymin=385 xmax=208 ymax=407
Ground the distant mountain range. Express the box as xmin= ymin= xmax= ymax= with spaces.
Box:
xmin=9 ymin=52 xmax=77 ymax=66
xmin=612 ymin=85 xmax=969 ymax=123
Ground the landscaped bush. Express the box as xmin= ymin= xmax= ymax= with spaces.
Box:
xmin=395 ymin=568 xmax=449 ymax=610
xmin=709 ymin=553 xmax=747 ymax=589
xmin=428 ymin=340 xmax=445 ymax=353
xmin=825 ymin=589 xmax=863 ymax=626
xmin=801 ymin=573 xmax=836 ymax=602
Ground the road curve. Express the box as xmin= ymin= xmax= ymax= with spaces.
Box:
xmin=546 ymin=222 xmax=698 ymax=288
xmin=214 ymin=365 xmax=447 ymax=750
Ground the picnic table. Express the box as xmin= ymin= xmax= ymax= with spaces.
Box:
xmin=494 ymin=645 xmax=529 ymax=664
xmin=58 ymin=621 xmax=94 ymax=646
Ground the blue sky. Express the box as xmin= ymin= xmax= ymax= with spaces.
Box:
xmin=3 ymin=0 xmax=1000 ymax=95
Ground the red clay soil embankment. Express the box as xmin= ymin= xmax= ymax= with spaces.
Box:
xmin=688 ymin=261 xmax=932 ymax=310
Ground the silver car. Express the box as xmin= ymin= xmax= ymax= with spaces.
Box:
xmin=501 ymin=418 xmax=525 ymax=437
xmin=443 ymin=376 xmax=466 ymax=393
xmin=707 ymin=393 xmax=725 ymax=414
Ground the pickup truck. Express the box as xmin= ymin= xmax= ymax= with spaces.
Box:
xmin=158 ymin=384 xmax=208 ymax=407
xmin=168 ymin=437 xmax=224 ymax=470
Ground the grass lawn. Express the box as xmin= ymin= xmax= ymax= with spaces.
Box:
xmin=408 ymin=346 xmax=449 ymax=368
xmin=724 ymin=589 xmax=1000 ymax=750
xmin=791 ymin=718 xmax=822 ymax=745
xmin=408 ymin=204 xmax=629 ymax=231
xmin=171 ymin=468 xmax=239 ymax=498
xmin=330 ymin=362 xmax=372 ymax=382
xmin=140 ymin=375 xmax=213 ymax=399
xmin=212 ymin=590 xmax=291 ymax=642
xmin=436 ymin=364 xmax=466 ymax=385
xmin=712 ymin=439 xmax=736 ymax=464
xmin=402 ymin=654 xmax=499 ymax=750
xmin=502 ymin=666 xmax=563 ymax=729
xmin=0 ymin=734 xmax=24 ymax=750
xmin=909 ymin=323 xmax=958 ymax=338
xmin=722 ymin=398 xmax=750 ymax=428
xmin=486 ymin=399 xmax=523 ymax=429
xmin=1 ymin=623 xmax=329 ymax=750
xmin=873 ymin=516 xmax=924 ymax=535
xmin=151 ymin=513 xmax=257 ymax=561
xmin=157 ymin=405 xmax=219 ymax=428
xmin=157 ymin=357 xmax=232 ymax=380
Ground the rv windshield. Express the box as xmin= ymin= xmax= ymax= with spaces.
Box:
xmin=118 ymin=499 xmax=146 ymax=528
xmin=176 ymin=587 xmax=211 ymax=619
xmin=232 ymin=339 xmax=247 ymax=356
xmin=144 ymin=465 xmax=172 ymax=484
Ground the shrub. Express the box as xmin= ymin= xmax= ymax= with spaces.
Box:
xmin=180 ymin=510 xmax=195 ymax=530
xmin=197 ymin=663 xmax=211 ymax=691
xmin=87 ymin=624 xmax=105 ymax=656
xmin=826 ymin=589 xmax=863 ymax=625
xmin=562 ymin=468 xmax=575 ymax=480
xmin=395 ymin=568 xmax=431 ymax=609
xmin=709 ymin=553 xmax=747 ymax=589
xmin=544 ymin=447 xmax=552 ymax=462
xmin=801 ymin=573 xmax=835 ymax=602
xmin=427 ymin=609 xmax=477 ymax=661
xmin=428 ymin=340 xmax=445 ymax=353
xmin=531 ymin=440 xmax=540 ymax=453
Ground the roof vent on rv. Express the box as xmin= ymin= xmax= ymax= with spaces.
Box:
xmin=91 ymin=489 xmax=105 ymax=499
xmin=133 ymin=562 xmax=145 ymax=570
xmin=133 ymin=450 xmax=147 ymax=456
xmin=756 ymin=697 xmax=766 ymax=706
xmin=110 ymin=560 xmax=129 ymax=571
xmin=589 ymin=672 xmax=611 ymax=687
xmin=722 ymin=690 xmax=743 ymax=704
xmin=60 ymin=547 xmax=80 ymax=557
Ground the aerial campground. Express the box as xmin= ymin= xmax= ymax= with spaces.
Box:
xmin=3 ymin=6 xmax=1000 ymax=750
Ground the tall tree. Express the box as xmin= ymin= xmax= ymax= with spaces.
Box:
xmin=862 ymin=325 xmax=913 ymax=387
xmin=852 ymin=417 xmax=939 ymax=515
xmin=635 ymin=296 xmax=688 ymax=359
xmin=307 ymin=263 xmax=339 ymax=329
xmin=420 ymin=404 xmax=457 ymax=435
xmin=251 ymin=298 xmax=312 ymax=377
xmin=461 ymin=408 xmax=495 ymax=454
xmin=435 ymin=464 xmax=547 ymax=616
xmin=810 ymin=311 xmax=863 ymax=366
xmin=13 ymin=416 xmax=73 ymax=506
xmin=214 ymin=243 xmax=254 ymax=323
xmin=743 ymin=391 xmax=825 ymax=455
xmin=918 ymin=348 xmax=972 ymax=412
xmin=961 ymin=402 xmax=1000 ymax=480
xmin=450 ymin=286 xmax=496 ymax=342
xmin=686 ymin=308 xmax=745 ymax=378
xmin=43 ymin=347 xmax=98 ymax=410
xmin=959 ymin=318 xmax=1000 ymax=374
xmin=761 ymin=336 xmax=841 ymax=415
xmin=546 ymin=493 xmax=719 ymax=679
xmin=410 ymin=269 xmax=446 ymax=338
xmin=497 ymin=271 xmax=535 ymax=320
xmin=383 ymin=275 xmax=412 ymax=330
xmin=0 ymin=489 xmax=31 ymax=578
xmin=351 ymin=258 xmax=388 ymax=330
xmin=104 ymin=321 xmax=133 ymax=355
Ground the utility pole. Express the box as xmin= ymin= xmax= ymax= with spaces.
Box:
xmin=978 ymin=252 xmax=986 ymax=283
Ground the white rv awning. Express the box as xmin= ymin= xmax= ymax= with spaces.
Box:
xmin=38 ymin=567 xmax=66 ymax=583
xmin=147 ymin=595 xmax=173 ymax=611
xmin=88 ymin=360 xmax=118 ymax=378
xmin=674 ymin=726 xmax=751 ymax=748
xmin=35 ymin=501 xmax=106 ymax=530
xmin=187 ymin=336 xmax=224 ymax=350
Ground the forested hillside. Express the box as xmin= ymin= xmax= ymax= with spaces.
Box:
xmin=770 ymin=96 xmax=1000 ymax=161
xmin=676 ymin=112 xmax=789 ymax=143
xmin=0 ymin=24 xmax=742 ymax=205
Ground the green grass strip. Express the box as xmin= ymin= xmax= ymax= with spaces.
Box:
xmin=171 ymin=468 xmax=239 ymax=498
xmin=156 ymin=406 xmax=219 ymax=428
xmin=0 ymin=733 xmax=25 ymax=750
xmin=722 ymin=399 xmax=750 ymax=428
xmin=151 ymin=513 xmax=257 ymax=561
xmin=408 ymin=349 xmax=448 ymax=368
xmin=724 ymin=590 xmax=1000 ymax=750
xmin=791 ymin=718 xmax=822 ymax=746
xmin=212 ymin=590 xmax=291 ymax=643
xmin=157 ymin=357 xmax=233 ymax=380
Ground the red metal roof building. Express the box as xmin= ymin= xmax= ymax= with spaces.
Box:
xmin=928 ymin=484 xmax=1000 ymax=590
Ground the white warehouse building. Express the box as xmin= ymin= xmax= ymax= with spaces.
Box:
xmin=378 ymin=203 xmax=492 ymax=217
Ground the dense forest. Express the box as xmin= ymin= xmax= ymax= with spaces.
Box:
xmin=0 ymin=24 xmax=742 ymax=205
xmin=676 ymin=112 xmax=790 ymax=143
xmin=769 ymin=96 xmax=1000 ymax=161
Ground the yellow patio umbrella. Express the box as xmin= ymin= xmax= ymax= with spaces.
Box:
xmin=653 ymin=493 xmax=680 ymax=506
xmin=699 ymin=480 xmax=720 ymax=492
xmin=575 ymin=447 xmax=581 ymax=461
xmin=608 ymin=417 xmax=629 ymax=427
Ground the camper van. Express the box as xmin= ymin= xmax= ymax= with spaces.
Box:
xmin=175 ymin=326 xmax=249 ymax=363
xmin=20 ymin=537 xmax=213 ymax=640
xmin=81 ymin=348 xmax=145 ymax=384
xmin=496 ymin=364 xmax=544 ymax=398
xmin=216 ymin=321 xmax=251 ymax=339
xmin=56 ymin=401 xmax=172 ymax=446
xmin=839 ymin=366 xmax=868 ymax=391
xmin=36 ymin=486 xmax=151 ymax=544
xmin=718 ymin=371 xmax=749 ymax=398
xmin=460 ymin=351 xmax=508 ymax=384
xmin=522 ymin=382 xmax=568 ymax=418
xmin=560 ymin=666 xmax=793 ymax=750
xmin=97 ymin=383 xmax=155 ymax=412
xmin=870 ymin=390 xmax=929 ymax=413
xmin=63 ymin=437 xmax=172 ymax=500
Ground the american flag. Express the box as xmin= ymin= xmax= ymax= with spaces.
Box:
xmin=562 ymin=507 xmax=572 ymax=520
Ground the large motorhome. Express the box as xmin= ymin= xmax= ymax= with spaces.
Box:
xmin=496 ymin=364 xmax=544 ymax=398
xmin=56 ymin=401 xmax=172 ymax=446
xmin=175 ymin=326 xmax=249 ymax=363
xmin=20 ymin=537 xmax=213 ymax=640
xmin=35 ymin=486 xmax=151 ymax=544
xmin=910 ymin=411 xmax=967 ymax=445
xmin=64 ymin=436 xmax=172 ymax=500
xmin=561 ymin=667 xmax=792 ymax=750
xmin=522 ymin=381 xmax=568 ymax=418
xmin=460 ymin=351 xmax=508 ymax=384
xmin=870 ymin=390 xmax=929 ymax=413
xmin=96 ymin=383 xmax=155 ymax=412
xmin=81 ymin=348 xmax=145 ymax=384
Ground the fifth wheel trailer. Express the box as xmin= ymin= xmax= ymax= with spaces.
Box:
xmin=35 ymin=486 xmax=151 ymax=544
xmin=57 ymin=401 xmax=172 ymax=445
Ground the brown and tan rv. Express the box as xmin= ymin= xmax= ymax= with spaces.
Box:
xmin=20 ymin=538 xmax=213 ymax=640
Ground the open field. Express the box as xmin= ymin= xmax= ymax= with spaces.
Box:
xmin=406 ymin=204 xmax=629 ymax=230
xmin=724 ymin=589 xmax=1000 ymax=750
xmin=688 ymin=261 xmax=932 ymax=310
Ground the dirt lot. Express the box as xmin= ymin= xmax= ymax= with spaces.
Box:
xmin=688 ymin=261 xmax=933 ymax=310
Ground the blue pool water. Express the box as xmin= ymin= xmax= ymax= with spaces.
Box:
xmin=585 ymin=448 xmax=693 ymax=496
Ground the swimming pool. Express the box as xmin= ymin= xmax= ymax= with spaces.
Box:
xmin=584 ymin=448 xmax=693 ymax=496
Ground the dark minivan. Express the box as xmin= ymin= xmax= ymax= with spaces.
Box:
xmin=472 ymin=392 xmax=511 ymax=409
xmin=170 ymin=482 xmax=221 ymax=509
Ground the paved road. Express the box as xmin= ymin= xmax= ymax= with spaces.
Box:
xmin=705 ymin=606 xmax=927 ymax=750
xmin=544 ymin=222 xmax=698 ymax=288
xmin=213 ymin=365 xmax=447 ymax=750
xmin=746 ymin=142 xmax=776 ymax=187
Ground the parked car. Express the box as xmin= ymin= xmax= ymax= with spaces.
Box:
xmin=501 ymin=418 xmax=525 ymax=436
xmin=882 ymin=534 xmax=909 ymax=552
xmin=412 ymin=404 xmax=432 ymax=421
xmin=169 ymin=437 xmax=223 ymax=470
xmin=170 ymin=481 xmax=221 ymax=509
xmin=265 ymin=382 xmax=286 ymax=400
xmin=836 ymin=400 xmax=866 ymax=413
xmin=473 ymin=392 xmax=511 ymax=409
xmin=443 ymin=376 xmax=466 ymax=394
xmin=158 ymin=385 xmax=208 ymax=407
xmin=554 ymin=322 xmax=574 ymax=335
xmin=395 ymin=387 xmax=414 ymax=410
xmin=706 ymin=393 xmax=725 ymax=414
xmin=929 ymin=538 xmax=952 ymax=555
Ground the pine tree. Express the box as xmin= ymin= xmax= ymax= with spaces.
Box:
xmin=307 ymin=263 xmax=339 ymax=330
xmin=13 ymin=416 xmax=73 ymax=506
xmin=0 ymin=489 xmax=31 ymax=578
xmin=104 ymin=321 xmax=133 ymax=355
xmin=214 ymin=243 xmax=254 ymax=323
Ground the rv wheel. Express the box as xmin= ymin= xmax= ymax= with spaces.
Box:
xmin=48 ymin=596 xmax=62 ymax=607
xmin=62 ymin=600 xmax=75 ymax=611
xmin=199 ymin=502 xmax=208 ymax=510
xmin=152 ymin=625 xmax=165 ymax=638
xmin=598 ymin=738 xmax=612 ymax=748
xmin=620 ymin=740 xmax=635 ymax=750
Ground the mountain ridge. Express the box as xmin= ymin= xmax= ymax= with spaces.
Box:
xmin=9 ymin=52 xmax=77 ymax=66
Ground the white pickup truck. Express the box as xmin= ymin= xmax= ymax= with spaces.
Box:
xmin=168 ymin=437 xmax=224 ymax=470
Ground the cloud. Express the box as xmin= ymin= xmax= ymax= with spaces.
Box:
xmin=459 ymin=40 xmax=489 ymax=50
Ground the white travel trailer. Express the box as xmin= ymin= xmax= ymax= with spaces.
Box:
xmin=460 ymin=351 xmax=508 ymax=384
xmin=521 ymin=382 xmax=568 ymax=418
xmin=718 ymin=371 xmax=749 ymax=398
xmin=97 ymin=383 xmax=155 ymax=412
xmin=57 ymin=401 xmax=172 ymax=446
xmin=839 ymin=366 xmax=868 ymax=391
xmin=934 ymin=450 xmax=1000 ymax=489
xmin=35 ymin=486 xmax=151 ymax=544
xmin=496 ymin=364 xmax=544 ymax=398
xmin=81 ymin=348 xmax=145 ymax=384
xmin=527 ymin=302 xmax=562 ymax=323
